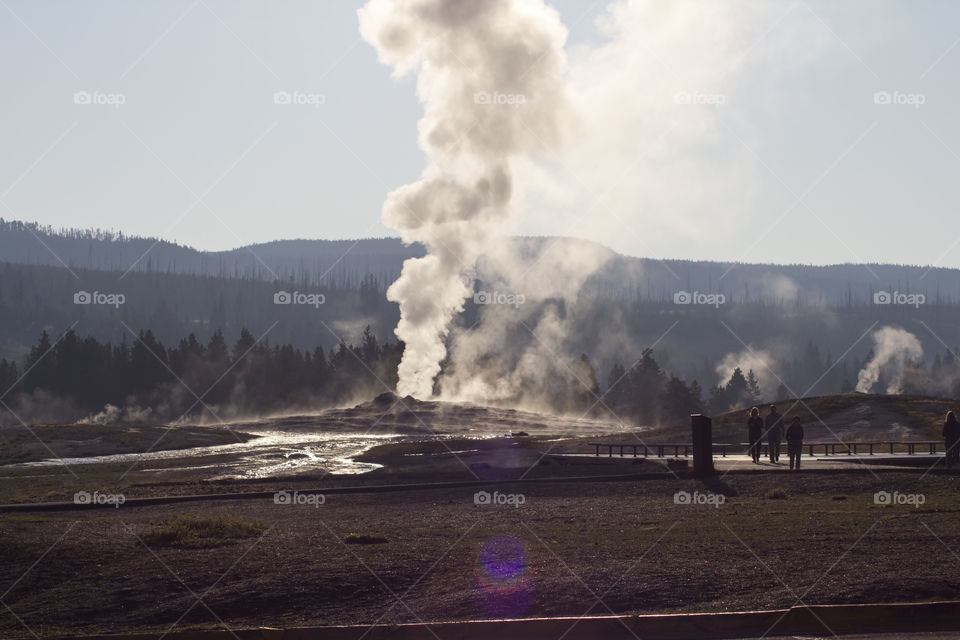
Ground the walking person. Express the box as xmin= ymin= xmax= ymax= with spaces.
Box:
xmin=747 ymin=406 xmax=764 ymax=463
xmin=765 ymin=404 xmax=783 ymax=463
xmin=786 ymin=416 xmax=804 ymax=471
xmin=944 ymin=411 xmax=960 ymax=469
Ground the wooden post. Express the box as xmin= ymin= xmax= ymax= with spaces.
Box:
xmin=691 ymin=414 xmax=714 ymax=476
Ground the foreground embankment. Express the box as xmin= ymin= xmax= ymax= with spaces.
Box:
xmin=0 ymin=465 xmax=957 ymax=638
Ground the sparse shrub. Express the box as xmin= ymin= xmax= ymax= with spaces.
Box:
xmin=343 ymin=533 xmax=388 ymax=544
xmin=765 ymin=487 xmax=788 ymax=500
xmin=142 ymin=513 xmax=266 ymax=548
xmin=831 ymin=495 xmax=847 ymax=501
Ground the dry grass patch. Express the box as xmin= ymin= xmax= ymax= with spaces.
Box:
xmin=142 ymin=512 xmax=266 ymax=548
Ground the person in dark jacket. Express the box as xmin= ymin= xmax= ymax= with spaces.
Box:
xmin=747 ymin=406 xmax=764 ymax=463
xmin=786 ymin=417 xmax=804 ymax=471
xmin=944 ymin=411 xmax=960 ymax=469
xmin=765 ymin=405 xmax=783 ymax=463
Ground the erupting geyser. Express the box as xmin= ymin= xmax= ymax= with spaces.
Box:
xmin=358 ymin=0 xmax=570 ymax=398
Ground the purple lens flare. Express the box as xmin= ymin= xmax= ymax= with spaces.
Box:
xmin=475 ymin=535 xmax=532 ymax=617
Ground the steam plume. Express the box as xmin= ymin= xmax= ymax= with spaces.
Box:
xmin=856 ymin=326 xmax=923 ymax=394
xmin=358 ymin=0 xmax=569 ymax=398
xmin=715 ymin=347 xmax=779 ymax=399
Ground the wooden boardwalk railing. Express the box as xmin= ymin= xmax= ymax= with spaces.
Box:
xmin=589 ymin=443 xmax=733 ymax=458
xmin=589 ymin=440 xmax=948 ymax=458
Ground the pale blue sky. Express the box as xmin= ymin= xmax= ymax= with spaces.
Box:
xmin=2 ymin=1 xmax=960 ymax=267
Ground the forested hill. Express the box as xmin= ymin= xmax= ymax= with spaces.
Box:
xmin=4 ymin=219 xmax=960 ymax=306
xmin=5 ymin=220 xmax=960 ymax=413
xmin=0 ymin=220 xmax=420 ymax=289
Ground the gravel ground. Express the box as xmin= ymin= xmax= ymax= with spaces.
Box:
xmin=0 ymin=469 xmax=958 ymax=638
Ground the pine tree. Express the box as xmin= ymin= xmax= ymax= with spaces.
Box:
xmin=232 ymin=328 xmax=256 ymax=361
xmin=689 ymin=380 xmax=704 ymax=414
xmin=24 ymin=330 xmax=54 ymax=393
xmin=659 ymin=376 xmax=696 ymax=425
xmin=725 ymin=367 xmax=749 ymax=407
xmin=207 ymin=330 xmax=229 ymax=365
xmin=775 ymin=382 xmax=789 ymax=402
xmin=360 ymin=326 xmax=380 ymax=365
xmin=708 ymin=384 xmax=727 ymax=414
xmin=604 ymin=362 xmax=627 ymax=412
xmin=746 ymin=369 xmax=761 ymax=403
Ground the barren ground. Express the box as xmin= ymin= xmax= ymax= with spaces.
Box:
xmin=1 ymin=467 xmax=958 ymax=638
xmin=1 ymin=393 xmax=958 ymax=638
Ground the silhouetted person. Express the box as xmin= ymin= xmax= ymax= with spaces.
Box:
xmin=747 ymin=406 xmax=764 ymax=463
xmin=765 ymin=404 xmax=783 ymax=463
xmin=944 ymin=410 xmax=960 ymax=469
xmin=786 ymin=417 xmax=804 ymax=471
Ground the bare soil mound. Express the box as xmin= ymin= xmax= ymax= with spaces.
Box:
xmin=311 ymin=392 xmax=624 ymax=437
xmin=703 ymin=393 xmax=955 ymax=443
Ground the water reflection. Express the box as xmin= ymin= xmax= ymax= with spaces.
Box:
xmin=7 ymin=431 xmax=399 ymax=478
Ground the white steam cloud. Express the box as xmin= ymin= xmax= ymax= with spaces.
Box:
xmin=359 ymin=0 xmax=570 ymax=398
xmin=518 ymin=0 xmax=829 ymax=255
xmin=715 ymin=347 xmax=779 ymax=399
xmin=856 ymin=326 xmax=924 ymax=394
xmin=439 ymin=237 xmax=614 ymax=407
xmin=361 ymin=0 xmax=836 ymax=406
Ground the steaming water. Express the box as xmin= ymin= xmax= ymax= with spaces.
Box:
xmin=3 ymin=399 xmax=631 ymax=480
xmin=7 ymin=431 xmax=401 ymax=479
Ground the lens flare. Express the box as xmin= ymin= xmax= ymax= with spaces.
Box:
xmin=475 ymin=535 xmax=532 ymax=617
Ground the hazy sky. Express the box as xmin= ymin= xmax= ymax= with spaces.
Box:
xmin=2 ymin=1 xmax=960 ymax=267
